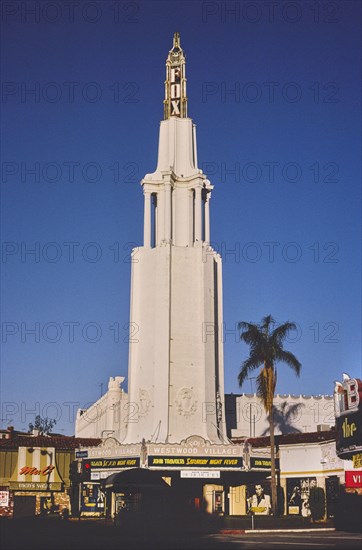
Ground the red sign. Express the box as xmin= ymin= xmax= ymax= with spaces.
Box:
xmin=345 ymin=471 xmax=362 ymax=488
xmin=19 ymin=465 xmax=55 ymax=476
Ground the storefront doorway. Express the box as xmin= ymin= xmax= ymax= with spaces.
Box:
xmin=13 ymin=495 xmax=36 ymax=518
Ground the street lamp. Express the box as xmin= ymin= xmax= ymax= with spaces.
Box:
xmin=242 ymin=439 xmax=251 ymax=471
xmin=40 ymin=449 xmax=54 ymax=512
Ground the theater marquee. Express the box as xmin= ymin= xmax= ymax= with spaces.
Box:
xmin=147 ymin=437 xmax=244 ymax=470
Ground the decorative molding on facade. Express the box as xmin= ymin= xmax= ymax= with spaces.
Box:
xmin=175 ymin=388 xmax=197 ymax=417
xmin=99 ymin=437 xmax=122 ymax=449
xmin=138 ymin=388 xmax=152 ymax=418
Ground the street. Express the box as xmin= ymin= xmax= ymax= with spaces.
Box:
xmin=1 ymin=518 xmax=361 ymax=550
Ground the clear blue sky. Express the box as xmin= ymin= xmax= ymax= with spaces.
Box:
xmin=1 ymin=1 xmax=361 ymax=434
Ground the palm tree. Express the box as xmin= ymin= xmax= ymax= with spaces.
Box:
xmin=238 ymin=315 xmax=301 ymax=516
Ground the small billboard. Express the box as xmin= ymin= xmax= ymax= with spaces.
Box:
xmin=334 ymin=374 xmax=362 ymax=460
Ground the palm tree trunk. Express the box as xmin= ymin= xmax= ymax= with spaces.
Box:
xmin=269 ymin=407 xmax=278 ymax=516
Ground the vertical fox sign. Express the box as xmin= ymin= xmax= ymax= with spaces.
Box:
xmin=163 ymin=32 xmax=187 ymax=119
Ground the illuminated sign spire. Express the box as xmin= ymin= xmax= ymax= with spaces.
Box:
xmin=163 ymin=32 xmax=188 ymax=119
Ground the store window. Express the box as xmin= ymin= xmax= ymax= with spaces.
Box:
xmin=80 ymin=483 xmax=105 ymax=515
xmin=287 ymin=477 xmax=317 ymax=516
xmin=213 ymin=490 xmax=224 ymax=513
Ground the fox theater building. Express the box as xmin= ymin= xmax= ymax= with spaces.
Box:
xmin=66 ymin=35 xmax=360 ymax=522
xmin=72 ymin=34 xmax=247 ymax=517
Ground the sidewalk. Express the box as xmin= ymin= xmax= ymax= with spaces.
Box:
xmin=220 ymin=527 xmax=336 ymax=534
xmin=219 ymin=515 xmax=335 ymax=533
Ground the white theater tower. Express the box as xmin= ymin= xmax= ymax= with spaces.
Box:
xmin=122 ymin=33 xmax=226 ymax=445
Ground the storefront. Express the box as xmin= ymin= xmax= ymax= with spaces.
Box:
xmin=0 ymin=429 xmax=100 ymax=518
xmin=1 ymin=427 xmax=345 ymax=520
xmin=333 ymin=375 xmax=362 ymax=530
xmin=73 ymin=435 xmax=269 ymax=518
xmin=231 ymin=428 xmax=345 ymax=519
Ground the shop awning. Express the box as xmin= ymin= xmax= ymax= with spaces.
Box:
xmin=102 ymin=468 xmax=171 ymax=492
